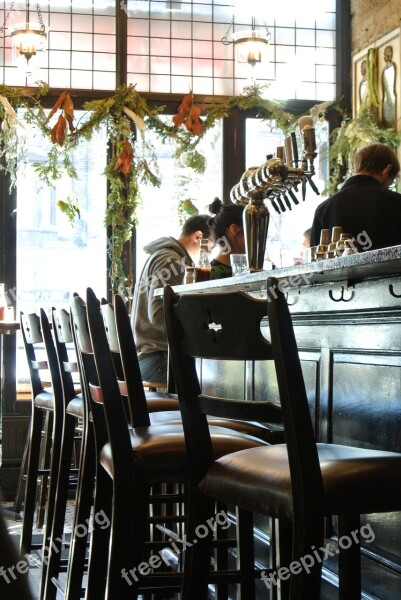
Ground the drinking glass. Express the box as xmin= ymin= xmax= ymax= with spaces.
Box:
xmin=230 ymin=254 xmax=248 ymax=276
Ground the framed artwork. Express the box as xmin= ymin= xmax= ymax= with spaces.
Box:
xmin=352 ymin=28 xmax=400 ymax=131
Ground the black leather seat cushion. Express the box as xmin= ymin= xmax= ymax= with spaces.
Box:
xmin=99 ymin=423 xmax=267 ymax=483
xmin=199 ymin=443 xmax=401 ymax=521
xmin=34 ymin=389 xmax=54 ymax=410
xmin=145 ymin=393 xmax=180 ymax=412
xmin=146 ymin=411 xmax=283 ymax=443
xmin=66 ymin=394 xmax=85 ymax=418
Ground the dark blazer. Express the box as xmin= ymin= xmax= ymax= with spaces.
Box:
xmin=310 ymin=175 xmax=401 ymax=250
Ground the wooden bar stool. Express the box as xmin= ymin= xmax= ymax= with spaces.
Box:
xmin=164 ymin=279 xmax=401 ymax=599
xmin=19 ymin=310 xmax=63 ymax=557
xmin=75 ymin=288 xmax=275 ymax=600
xmin=40 ymin=307 xmax=88 ymax=600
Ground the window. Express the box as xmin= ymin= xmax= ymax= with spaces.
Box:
xmin=135 ymin=115 xmax=223 ymax=274
xmin=16 ymin=109 xmax=108 ymax=380
xmin=245 ymin=116 xmax=329 ymax=267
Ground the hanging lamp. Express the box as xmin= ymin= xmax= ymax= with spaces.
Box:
xmin=222 ymin=16 xmax=271 ymax=67
xmin=9 ymin=1 xmax=47 ymax=75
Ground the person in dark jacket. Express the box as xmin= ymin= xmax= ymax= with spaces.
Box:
xmin=310 ymin=143 xmax=401 ymax=250
xmin=131 ymin=214 xmax=211 ymax=385
xmin=208 ymin=197 xmax=246 ymax=279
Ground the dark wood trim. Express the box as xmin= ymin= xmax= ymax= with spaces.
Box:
xmin=336 ymin=0 xmax=352 ymax=111
xmin=222 ymin=106 xmax=246 ymax=201
xmin=116 ymin=0 xmax=127 ymax=86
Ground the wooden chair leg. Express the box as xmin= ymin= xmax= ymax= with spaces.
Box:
xmin=36 ymin=411 xmax=53 ymax=530
xmin=85 ymin=461 xmax=112 ymax=600
xmin=275 ymin=519 xmax=292 ymax=600
xmin=40 ymin=413 xmax=76 ymax=600
xmin=106 ymin=483 xmax=150 ymax=600
xmin=14 ymin=429 xmax=30 ymax=515
xmin=214 ymin=501 xmax=229 ymax=600
xmin=338 ymin=514 xmax=361 ymax=600
xmin=39 ymin=406 xmax=64 ymax=600
xmin=64 ymin=423 xmax=96 ymax=600
xmin=181 ymin=490 xmax=215 ymax=600
xmin=237 ymin=507 xmax=255 ymax=599
xmin=20 ymin=406 xmax=45 ymax=554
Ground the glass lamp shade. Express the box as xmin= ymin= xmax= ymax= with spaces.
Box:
xmin=10 ymin=23 xmax=48 ymax=75
xmin=231 ymin=29 xmax=269 ymax=66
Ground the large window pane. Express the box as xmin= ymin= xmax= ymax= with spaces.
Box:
xmin=245 ymin=117 xmax=328 ymax=268
xmin=16 ymin=110 xmax=108 ymax=380
xmin=135 ymin=116 xmax=223 ymax=272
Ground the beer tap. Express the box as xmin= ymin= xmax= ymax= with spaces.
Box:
xmin=229 ymin=144 xmax=320 ymax=270
xmin=298 ymin=115 xmax=320 ymax=198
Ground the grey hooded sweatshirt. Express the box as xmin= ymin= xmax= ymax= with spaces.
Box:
xmin=131 ymin=236 xmax=194 ymax=356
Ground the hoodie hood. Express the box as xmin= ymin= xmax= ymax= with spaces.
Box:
xmin=143 ymin=236 xmax=184 ymax=256
xmin=131 ymin=235 xmax=193 ymax=358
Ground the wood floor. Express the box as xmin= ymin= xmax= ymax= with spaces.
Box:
xmin=3 ymin=501 xmax=76 ymax=599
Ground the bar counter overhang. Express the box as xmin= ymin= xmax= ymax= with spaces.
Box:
xmin=157 ymin=245 xmax=401 ymax=599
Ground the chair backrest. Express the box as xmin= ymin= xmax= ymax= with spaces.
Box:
xmin=265 ymin=277 xmax=324 ymax=527
xmin=20 ymin=309 xmax=62 ymax=410
xmin=51 ymin=307 xmax=80 ymax=407
xmin=73 ymin=288 xmax=133 ymax=473
xmin=99 ymin=296 xmax=150 ymax=426
xmin=165 ymin=278 xmax=325 ymax=529
xmin=163 ymin=286 xmax=283 ymax=484
xmin=70 ymin=293 xmax=108 ymax=453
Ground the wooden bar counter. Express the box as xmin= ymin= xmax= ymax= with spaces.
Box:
xmin=158 ymin=245 xmax=401 ymax=598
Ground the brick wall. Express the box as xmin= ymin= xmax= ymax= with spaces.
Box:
xmin=351 ymin=0 xmax=401 ymax=52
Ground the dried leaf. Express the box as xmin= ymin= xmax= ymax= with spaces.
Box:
xmin=64 ymin=94 xmax=75 ymax=132
xmin=177 ymin=92 xmax=192 ymax=115
xmin=123 ymin=106 xmax=146 ymax=130
xmin=190 ymin=118 xmax=204 ymax=135
xmin=189 ymin=105 xmax=201 ymax=119
xmin=172 ymin=113 xmax=184 ymax=127
xmin=114 ymin=139 xmax=133 ymax=175
xmin=51 ymin=114 xmax=67 ymax=145
xmin=46 ymin=90 xmax=67 ymax=123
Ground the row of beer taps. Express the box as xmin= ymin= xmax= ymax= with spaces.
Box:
xmin=230 ymin=116 xmax=320 ymax=214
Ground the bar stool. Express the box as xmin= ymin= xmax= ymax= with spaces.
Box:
xmin=164 ymin=279 xmax=401 ymax=599
xmin=19 ymin=310 xmax=63 ymax=556
xmin=40 ymin=307 xmax=88 ymax=600
xmin=76 ymin=288 xmax=272 ymax=600
xmin=112 ymin=292 xmax=284 ymax=442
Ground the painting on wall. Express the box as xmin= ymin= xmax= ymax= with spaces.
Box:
xmin=353 ymin=28 xmax=400 ymax=131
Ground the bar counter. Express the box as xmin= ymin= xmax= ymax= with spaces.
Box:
xmin=158 ymin=245 xmax=401 ymax=598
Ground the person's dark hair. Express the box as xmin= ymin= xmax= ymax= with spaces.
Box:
xmin=208 ymin=197 xmax=244 ymax=244
xmin=180 ymin=213 xmax=211 ymax=238
xmin=354 ymin=143 xmax=400 ymax=178
xmin=303 ymin=227 xmax=312 ymax=244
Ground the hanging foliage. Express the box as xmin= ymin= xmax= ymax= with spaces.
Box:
xmin=0 ymin=82 xmax=302 ymax=295
xmin=2 ymin=81 xmax=396 ymax=294
xmin=325 ymin=106 xmax=401 ymax=195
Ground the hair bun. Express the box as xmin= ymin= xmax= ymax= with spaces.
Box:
xmin=209 ymin=197 xmax=223 ymax=215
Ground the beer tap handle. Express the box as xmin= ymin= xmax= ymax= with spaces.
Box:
xmin=306 ymin=174 xmax=320 ymax=195
xmin=276 ymin=194 xmax=286 ymax=212
xmin=284 ymin=136 xmax=293 ymax=167
xmin=291 ymin=132 xmax=299 ymax=167
xmin=302 ymin=179 xmax=306 ymax=201
xmin=282 ymin=192 xmax=292 ymax=211
xmin=270 ymin=198 xmax=281 ymax=214
xmin=287 ymin=188 xmax=299 ymax=205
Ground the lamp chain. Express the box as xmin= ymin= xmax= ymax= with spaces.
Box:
xmin=36 ymin=2 xmax=45 ymax=32
xmin=0 ymin=1 xmax=15 ymax=35
xmin=221 ymin=15 xmax=234 ymax=46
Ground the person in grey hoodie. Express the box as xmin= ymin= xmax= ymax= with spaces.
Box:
xmin=131 ymin=214 xmax=212 ymax=385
